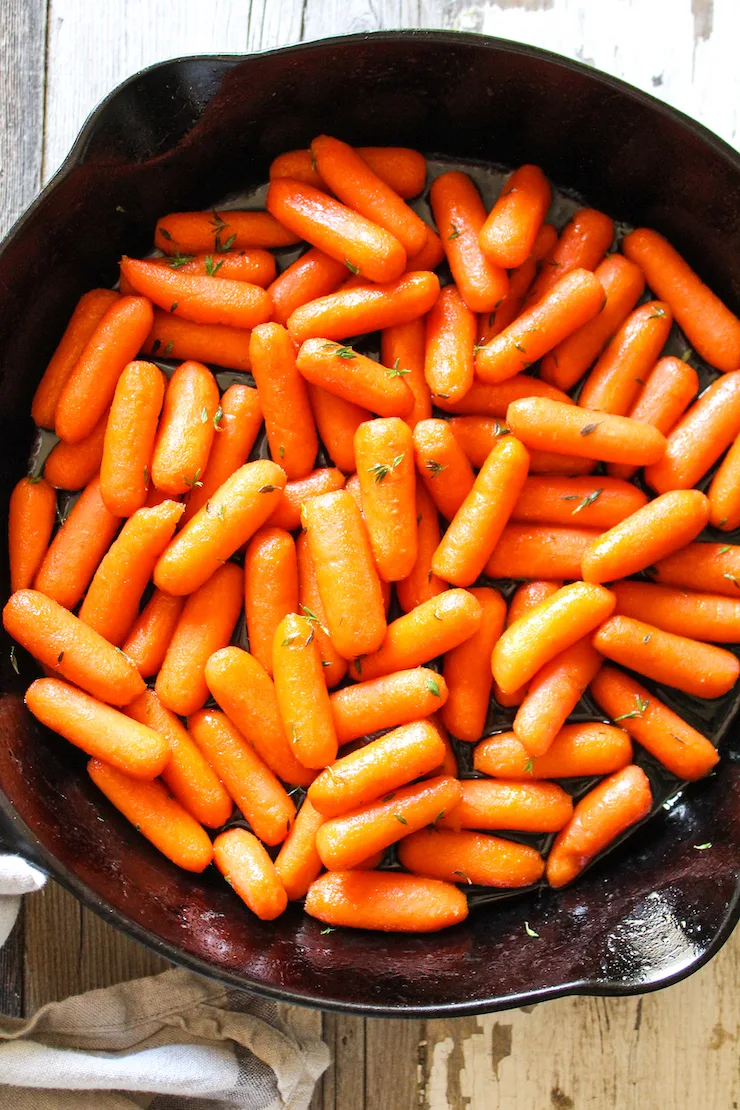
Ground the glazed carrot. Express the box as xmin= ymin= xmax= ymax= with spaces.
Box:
xmin=406 ymin=225 xmax=445 ymax=271
xmin=511 ymin=475 xmax=648 ymax=529
xmin=438 ymin=779 xmax=573 ymax=833
xmin=121 ymin=590 xmax=185 ymax=679
xmin=273 ymin=613 xmax=338 ymax=770
xmin=526 ymin=208 xmax=615 ymax=306
xmin=34 ymin=476 xmax=121 ymax=610
xmin=479 ymin=164 xmax=551 ymax=269
xmin=425 ymin=713 xmax=459 ymax=779
xmin=245 ymin=527 xmax=298 ymax=676
xmin=26 ymin=678 xmax=167 ymax=779
xmin=150 ymin=361 xmax=220 ymax=497
xmin=479 ymin=223 xmax=558 ymax=342
xmin=644 ymin=371 xmax=740 ymax=494
xmin=189 ymin=708 xmax=295 ymax=846
xmin=412 ymin=419 xmax=475 ymax=520
xmin=354 ymin=418 xmax=417 ymax=581
xmin=156 ymin=562 xmax=243 ymax=717
xmin=204 ymin=646 xmax=314 ymax=786
xmin=492 ymin=581 xmax=615 ymax=695
xmin=611 ymin=580 xmax=740 ymax=643
xmin=88 ymin=759 xmax=212 ymax=872
xmin=396 ymin=481 xmax=446 ymax=613
xmin=305 ymin=870 xmax=468 ymax=932
xmin=288 ymin=270 xmax=439 ymax=345
xmin=268 ymin=248 xmax=348 ymax=327
xmin=275 ymin=798 xmax=325 ymax=900
xmin=295 ymin=532 xmax=347 ymax=688
xmin=316 ymin=776 xmax=461 ymax=870
xmin=126 ymin=690 xmax=232 ymax=829
xmin=474 ymin=723 xmax=632 ymax=780
xmin=399 ymin=828 xmax=544 ymax=888
xmin=514 ymin=636 xmax=603 ymax=756
xmin=266 ymin=179 xmax=406 ymax=283
xmin=493 ymin=580 xmax=562 ymax=707
xmin=442 ymin=587 xmax=506 ymax=741
xmin=3 ymin=589 xmax=144 ymax=705
xmin=55 ymin=297 xmax=154 ymax=444
xmin=424 ymin=284 xmax=476 ymax=403
xmin=485 ymin=524 xmax=599 ymax=581
xmin=590 ymin=667 xmax=719 ymax=780
xmin=297 ymin=339 xmax=413 ymax=418
xmin=448 ymin=416 xmax=595 ymax=476
xmin=429 ymin=171 xmax=508 ymax=312
xmin=8 ymin=477 xmax=56 ymax=592
xmin=78 ymin=500 xmax=184 ymax=645
xmin=609 ymin=357 xmax=699 ymax=481
xmin=593 ymin=615 xmax=739 ymax=698
xmin=301 ymin=489 xmax=387 ymax=659
xmin=270 ymin=146 xmax=426 ymax=199
xmin=249 ymin=322 xmax=317 ymax=480
xmin=350 ymin=588 xmax=482 ymax=682
xmin=155 ymin=210 xmax=299 ymax=254
xmin=44 ymin=411 xmax=108 ymax=491
xmin=121 ymin=257 xmax=272 ymax=330
xmin=649 ymin=541 xmax=740 ymax=597
xmin=708 ymin=430 xmax=740 ymax=530
xmin=506 ymin=397 xmax=667 ymax=465
xmin=343 ymin=473 xmax=394 ymax=614
xmin=475 ymin=269 xmax=604 ymax=384
xmin=144 ymin=310 xmax=251 ymax=371
xmin=100 ymin=361 xmax=165 ymax=516
xmin=329 ymin=668 xmax=448 ymax=746
xmin=435 ymin=373 xmax=573 ymax=416
xmin=268 ymin=469 xmax=345 ymax=532
xmin=381 ymin=319 xmax=431 ymax=429
xmin=578 ymin=301 xmax=673 ymax=414
xmin=433 ymin=437 xmax=530 ymax=586
xmin=581 ymin=489 xmax=709 ymax=583
xmin=214 ymin=828 xmax=287 ymax=920
xmin=139 ymin=249 xmax=276 ymax=286
xmin=623 ymin=227 xmax=740 ymax=371
xmin=540 ymin=256 xmax=645 ymax=390
xmin=154 ymin=460 xmax=286 ymax=596
xmin=546 ymin=764 xmax=652 ymax=888
xmin=183 ymin=384 xmax=263 ymax=523
xmin=526 ymin=451 xmax=597 ymax=475
xmin=307 ymin=385 xmax=370 ymax=473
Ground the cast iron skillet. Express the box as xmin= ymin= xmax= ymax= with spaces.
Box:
xmin=1 ymin=31 xmax=740 ymax=1018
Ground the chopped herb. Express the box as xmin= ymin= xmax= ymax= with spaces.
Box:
xmin=524 ymin=757 xmax=534 ymax=775
xmin=151 ymin=338 xmax=161 ymax=354
xmin=387 ymin=358 xmax=410 ymax=378
xmin=448 ymin=223 xmax=461 ymax=240
xmin=310 ymin=150 xmax=318 ymax=172
xmin=321 ymin=926 xmax=335 ymax=934
xmin=215 ymin=232 xmax=236 ymax=253
xmin=427 ymin=568 xmax=433 ymax=582
xmin=135 ymin=824 xmax=141 ymax=831
xmin=321 ymin=660 xmax=331 ymax=667
xmin=164 ymin=340 xmax=174 ymax=356
xmin=279 ymin=445 xmax=285 ymax=458
xmin=383 ymin=793 xmax=397 ymax=803
xmin=170 ymin=301 xmax=179 ymax=313
xmin=427 ymin=678 xmax=441 ymax=698
xmin=368 ymin=454 xmax=404 ymax=484
xmin=27 ymin=474 xmax=42 ymax=484
xmin=201 ymin=406 xmax=209 ymax=423
xmin=694 ymin=842 xmax=712 ymax=850
xmin=436 ymin=393 xmax=449 ymax=400
xmin=723 ymin=573 xmax=740 ymax=589
xmin=300 ymin=605 xmax=329 ymax=636
xmin=647 ymin=307 xmax=666 ymax=319
xmin=514 ymin=342 xmax=527 ymax=353
xmin=204 ymin=254 xmax=224 ymax=277
xmin=394 ymin=813 xmax=408 ymax=825
xmin=210 ymin=211 xmax=227 ymax=232
xmin=572 ymin=488 xmax=603 ymax=515
xmin=680 ymin=348 xmax=693 ymax=362
xmin=159 ymin=227 xmax=173 ymax=242
xmin=614 ymin=694 xmax=650 ymax=722
xmin=258 ymin=484 xmax=279 ymax=493
xmin=115 ymin=205 xmax=126 ymax=213
xmin=291 ymin=723 xmax=299 ymax=745
xmin=493 ymin=420 xmax=511 ymax=437
xmin=561 ymin=494 xmax=579 ymax=501
xmin=184 ymin=469 xmax=203 ymax=489
xmin=57 ymin=651 xmax=64 ymax=665
xmin=354 ymin=656 xmax=363 ymax=675
xmin=580 ymin=422 xmax=600 ymax=437
xmin=430 ymin=809 xmax=446 ymax=831
xmin=719 ymin=546 xmax=731 ymax=555
xmin=9 ymin=646 xmax=18 ymax=674
xmin=635 ymin=377 xmax=645 ymax=385
xmin=322 ymin=342 xmax=356 ymax=359
xmin=524 ymin=921 xmax=539 ymax=938
xmin=424 ymin=460 xmax=447 ymax=477
xmin=643 ymin=633 xmax=651 ymax=643
xmin=213 ymin=406 xmax=223 ymax=428
xmin=453 ymin=869 xmax=472 ymax=885
xmin=718 ymin=518 xmax=729 ymax=527
xmin=143 ymin=466 xmax=149 ymax=485
xmin=345 ymin=258 xmax=360 ymax=274
xmin=167 ymin=252 xmax=195 ymax=268
xmin=306 ymin=630 xmax=314 ymax=646
xmin=417 ymin=512 xmax=423 ymax=525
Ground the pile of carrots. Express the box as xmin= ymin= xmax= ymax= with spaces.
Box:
xmin=5 ymin=135 xmax=739 ymax=934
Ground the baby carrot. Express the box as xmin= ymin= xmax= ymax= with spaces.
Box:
xmin=350 ymin=588 xmax=482 ymax=682
xmin=396 ymin=480 xmax=446 ymax=613
xmin=590 ymin=666 xmax=719 ymax=780
xmin=126 ymin=690 xmax=232 ymax=829
xmin=329 ymin=668 xmax=448 ymax=746
xmin=305 ymin=870 xmax=468 ymax=933
xmin=611 ymin=580 xmax=740 ymax=643
xmin=121 ymin=590 xmax=185 ymax=679
xmin=214 ymin=829 xmax=287 ymax=921
xmin=316 ymin=776 xmax=461 ymax=870
xmin=474 ymin=723 xmax=632 ymax=779
xmin=546 ymin=765 xmax=652 ymax=888
xmin=511 ymin=475 xmax=647 ymax=529
xmin=250 ymin=322 xmax=318 ymax=480
xmin=437 ymin=375 xmax=573 ymax=418
xmin=578 ymin=301 xmax=673 ymax=415
xmin=44 ymin=411 xmax=108 ymax=491
xmin=479 ymin=164 xmax=551 ymax=269
xmin=581 ymin=489 xmax=709 ymax=583
xmin=355 ymin=418 xmax=417 ymax=581
xmin=525 ymin=207 xmax=614 ymax=305
xmin=155 ymin=210 xmax=299 ymax=254
xmin=438 ymin=779 xmax=573 ymax=833
xmin=623 ymin=227 xmax=740 ymax=371
xmin=3 ymin=589 xmax=144 ymax=706
xmin=120 ymin=257 xmax=272 ymax=330
xmin=268 ymin=468 xmax=345 ymax=532
xmin=301 ymin=489 xmax=387 ymax=659
xmin=183 ymin=384 xmax=263 ymax=523
xmin=154 ymin=460 xmax=286 ymax=596
xmin=433 ymin=436 xmax=530 ymax=586
xmin=708 ymin=430 xmax=740 ymax=530
xmin=295 ymin=532 xmax=347 ymax=688
xmin=55 ymin=296 xmax=154 ymax=444
xmin=399 ymin=828 xmax=545 ymax=888
xmin=88 ymin=759 xmax=213 ymax=872
xmin=381 ymin=319 xmax=431 ymax=429
xmin=273 ymin=613 xmax=338 ymax=770
xmin=492 ymin=581 xmax=615 ymax=695
xmin=188 ymin=708 xmax=295 ymax=846
xmin=649 ymin=541 xmax=740 ymax=597
xmin=79 ymin=500 xmax=184 ymax=646
xmin=429 ymin=171 xmax=508 ymax=312
xmin=138 ymin=249 xmax=276 ymax=286
xmin=268 ymin=248 xmax=348 ymax=326
xmin=100 ymin=361 xmax=165 ymax=516
xmin=475 ymin=269 xmax=604 ymax=384
xmin=442 ymin=587 xmax=506 ymax=741
xmin=307 ymin=385 xmax=370 ymax=473
xmin=156 ymin=561 xmax=243 ymax=717
xmin=270 ymin=146 xmax=426 ymax=198
xmin=26 ymin=678 xmax=167 ymax=779
xmin=424 ymin=289 xmax=477 ymax=412
xmin=485 ymin=524 xmax=599 ymax=581
xmin=425 ymin=713 xmax=459 ymax=779
xmin=506 ymin=397 xmax=667 ymax=466
xmin=144 ymin=310 xmax=251 ymax=371
xmin=405 ymin=225 xmax=445 ymax=271
xmin=412 ymin=419 xmax=475 ymax=520
xmin=297 ymin=339 xmax=413 ymax=418
xmin=245 ymin=527 xmax=298 ymax=676
xmin=479 ymin=223 xmax=558 ymax=342
xmin=448 ymin=417 xmax=594 ymax=476
xmin=151 ymin=360 xmax=220 ymax=496
xmin=493 ymin=580 xmax=562 ymax=707
xmin=34 ymin=476 xmax=121 ymax=610
xmin=593 ymin=615 xmax=739 ymax=699
xmin=275 ymin=798 xmax=325 ymax=900
xmin=267 ymin=179 xmax=406 ymax=283
xmin=513 ymin=636 xmax=603 ymax=756
xmin=287 ymin=270 xmax=439 ymax=344
xmin=8 ymin=477 xmax=56 ymax=592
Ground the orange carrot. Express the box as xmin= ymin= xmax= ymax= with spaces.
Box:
xmin=274 ymin=798 xmax=325 ymax=900
xmin=270 ymin=146 xmax=426 ymax=199
xmin=249 ymin=322 xmax=317 ymax=480
xmin=214 ymin=828 xmax=287 ymax=920
xmin=44 ymin=411 xmax=108 ymax=492
xmin=381 ymin=318 xmax=431 ymax=429
xmin=438 ymin=779 xmax=572 ymax=833
xmin=442 ymin=586 xmax=506 ymax=742
xmin=268 ymin=248 xmax=348 ymax=327
xmin=120 ymin=256 xmax=272 ymax=329
xmin=506 ymin=397 xmax=667 ymax=466
xmin=525 ymin=207 xmax=615 ymax=306
xmin=448 ymin=416 xmax=595 ymax=476
xmin=99 ymin=361 xmax=165 ymax=516
xmin=183 ymin=384 xmax=263 ymax=523
xmin=273 ymin=613 xmax=338 ymax=769
xmin=399 ymin=828 xmax=544 ymax=888
xmin=268 ymin=468 xmax=345 ymax=532
xmin=329 ymin=668 xmax=448 ymax=746
xmin=513 ymin=636 xmax=602 ymax=756
xmin=354 ymin=418 xmax=417 ymax=581
xmin=8 ymin=477 xmax=56 ymax=592
xmin=341 ymin=475 xmax=394 ymax=615
xmin=295 ymin=531 xmax=347 ymax=688
xmin=151 ymin=361 xmax=220 ymax=496
xmin=493 ymin=580 xmax=562 ymax=707
xmin=297 ymin=339 xmax=413 ymax=418
xmin=511 ymin=475 xmax=647 ymax=529
xmin=245 ymin=527 xmax=298 ymax=676
xmin=424 ymin=284 xmax=476 ymax=403
xmin=611 ymin=580 xmax=740 ymax=643
xmin=136 ymin=249 xmax=276 ymax=286
xmin=412 ymin=418 xmax=475 ymax=520
xmin=708 ymin=428 xmax=740 ymax=530
xmin=474 ymin=723 xmax=632 ymax=779
xmin=479 ymin=164 xmax=551 ymax=268
xmin=305 ymin=870 xmax=468 ymax=932
xmin=609 ymin=356 xmax=699 ymax=481
xmin=429 ymin=171 xmax=508 ymax=312
xmin=546 ymin=765 xmax=652 ymax=888
xmin=396 ymin=480 xmax=446 ymax=613
xmin=287 ymin=270 xmax=439 ymax=344
xmin=434 ymin=374 xmax=573 ymax=417
xmin=578 ymin=301 xmax=673 ymax=414
xmin=307 ymin=385 xmax=370 ymax=473
xmin=645 ymin=541 xmax=740 ymax=598
xmin=144 ymin=310 xmax=251 ymax=371
xmin=121 ymin=590 xmax=185 ymax=679
xmin=155 ymin=209 xmax=299 ymax=254
xmin=485 ymin=524 xmax=599 ymax=581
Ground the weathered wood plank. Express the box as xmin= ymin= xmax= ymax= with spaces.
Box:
xmin=0 ymin=0 xmax=48 ymax=232
xmin=321 ymin=1013 xmax=367 ymax=1110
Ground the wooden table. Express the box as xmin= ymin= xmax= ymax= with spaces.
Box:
xmin=2 ymin=1 xmax=739 ymax=1106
